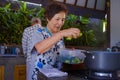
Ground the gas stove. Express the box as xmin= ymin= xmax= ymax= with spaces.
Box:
xmin=66 ymin=70 xmax=89 ymax=80
xmin=87 ymin=70 xmax=120 ymax=80
xmin=66 ymin=70 xmax=120 ymax=80
xmin=38 ymin=69 xmax=120 ymax=80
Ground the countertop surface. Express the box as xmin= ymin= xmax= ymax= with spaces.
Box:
xmin=38 ymin=69 xmax=88 ymax=80
xmin=38 ymin=69 xmax=120 ymax=80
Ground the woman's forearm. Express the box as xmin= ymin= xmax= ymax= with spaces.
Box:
xmin=35 ymin=31 xmax=63 ymax=54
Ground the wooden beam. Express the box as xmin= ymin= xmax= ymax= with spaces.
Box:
xmin=85 ymin=0 xmax=88 ymax=8
xmin=94 ymin=0 xmax=97 ymax=10
xmin=74 ymin=0 xmax=77 ymax=6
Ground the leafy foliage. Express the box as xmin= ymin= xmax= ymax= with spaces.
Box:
xmin=0 ymin=2 xmax=97 ymax=46
xmin=62 ymin=14 xmax=96 ymax=46
xmin=0 ymin=2 xmax=45 ymax=44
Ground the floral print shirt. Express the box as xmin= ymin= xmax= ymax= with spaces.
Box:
xmin=28 ymin=27 xmax=65 ymax=80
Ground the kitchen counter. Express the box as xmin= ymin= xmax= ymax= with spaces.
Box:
xmin=38 ymin=68 xmax=120 ymax=80
xmin=37 ymin=61 xmax=88 ymax=80
xmin=38 ymin=69 xmax=88 ymax=80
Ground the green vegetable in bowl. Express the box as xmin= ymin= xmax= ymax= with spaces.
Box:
xmin=71 ymin=57 xmax=81 ymax=64
xmin=65 ymin=60 xmax=70 ymax=63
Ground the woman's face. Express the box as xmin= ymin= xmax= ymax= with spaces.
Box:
xmin=47 ymin=11 xmax=66 ymax=33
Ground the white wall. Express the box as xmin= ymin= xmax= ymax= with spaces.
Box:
xmin=110 ymin=0 xmax=120 ymax=47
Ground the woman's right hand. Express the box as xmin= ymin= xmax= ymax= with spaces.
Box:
xmin=60 ymin=28 xmax=81 ymax=39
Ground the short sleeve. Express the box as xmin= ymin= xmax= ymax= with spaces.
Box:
xmin=29 ymin=29 xmax=44 ymax=53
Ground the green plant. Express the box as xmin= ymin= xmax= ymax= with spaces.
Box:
xmin=0 ymin=2 xmax=46 ymax=45
xmin=62 ymin=14 xmax=96 ymax=46
xmin=0 ymin=2 xmax=97 ymax=47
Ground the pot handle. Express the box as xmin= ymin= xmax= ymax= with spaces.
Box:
xmin=112 ymin=46 xmax=120 ymax=52
xmin=84 ymin=51 xmax=94 ymax=59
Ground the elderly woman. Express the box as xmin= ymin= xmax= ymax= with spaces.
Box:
xmin=25 ymin=2 xmax=80 ymax=80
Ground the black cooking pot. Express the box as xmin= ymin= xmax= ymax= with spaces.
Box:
xmin=84 ymin=51 xmax=120 ymax=72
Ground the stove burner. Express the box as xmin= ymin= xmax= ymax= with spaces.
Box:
xmin=94 ymin=72 xmax=113 ymax=77
xmin=88 ymin=71 xmax=120 ymax=80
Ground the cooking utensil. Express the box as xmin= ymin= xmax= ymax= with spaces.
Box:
xmin=59 ymin=48 xmax=86 ymax=64
xmin=84 ymin=51 xmax=120 ymax=72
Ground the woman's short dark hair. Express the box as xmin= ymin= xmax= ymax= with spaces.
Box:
xmin=45 ymin=2 xmax=68 ymax=20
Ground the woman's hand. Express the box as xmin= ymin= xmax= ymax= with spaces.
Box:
xmin=59 ymin=28 xmax=80 ymax=39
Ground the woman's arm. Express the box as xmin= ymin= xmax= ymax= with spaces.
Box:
xmin=35 ymin=28 xmax=80 ymax=54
